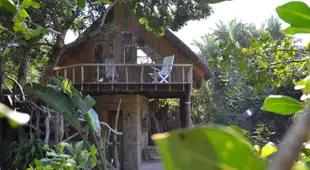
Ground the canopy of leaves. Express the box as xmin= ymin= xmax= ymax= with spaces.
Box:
xmin=191 ymin=18 xmax=304 ymax=134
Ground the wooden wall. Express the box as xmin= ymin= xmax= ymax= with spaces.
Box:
xmin=113 ymin=4 xmax=204 ymax=86
xmin=59 ymin=43 xmax=94 ymax=83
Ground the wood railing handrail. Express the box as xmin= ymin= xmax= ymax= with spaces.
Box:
xmin=54 ymin=63 xmax=193 ymax=71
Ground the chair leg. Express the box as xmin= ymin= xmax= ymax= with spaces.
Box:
xmin=159 ymin=75 xmax=169 ymax=83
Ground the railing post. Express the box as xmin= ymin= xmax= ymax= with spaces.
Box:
xmin=64 ymin=69 xmax=67 ymax=78
xmin=190 ymin=66 xmax=193 ymax=90
xmin=169 ymin=66 xmax=171 ymax=83
xmin=125 ymin=65 xmax=128 ymax=83
xmin=97 ymin=65 xmax=100 ymax=91
xmin=97 ymin=65 xmax=100 ymax=82
xmin=140 ymin=65 xmax=144 ymax=83
xmin=125 ymin=65 xmax=128 ymax=90
xmin=182 ymin=66 xmax=185 ymax=83
xmin=112 ymin=64 xmax=115 ymax=83
xmin=182 ymin=66 xmax=185 ymax=91
xmin=81 ymin=65 xmax=84 ymax=91
xmin=72 ymin=68 xmax=75 ymax=84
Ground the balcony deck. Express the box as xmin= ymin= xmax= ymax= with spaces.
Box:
xmin=54 ymin=63 xmax=193 ymax=98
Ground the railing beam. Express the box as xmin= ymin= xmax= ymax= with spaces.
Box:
xmin=53 ymin=63 xmax=194 ymax=91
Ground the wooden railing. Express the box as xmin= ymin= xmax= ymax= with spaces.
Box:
xmin=54 ymin=63 xmax=193 ymax=88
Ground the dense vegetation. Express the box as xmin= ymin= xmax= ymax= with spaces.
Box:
xmin=1 ymin=0 xmax=310 ymax=170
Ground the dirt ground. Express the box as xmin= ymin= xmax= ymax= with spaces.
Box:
xmin=141 ymin=161 xmax=164 ymax=170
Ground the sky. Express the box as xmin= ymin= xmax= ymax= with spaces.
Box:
xmin=65 ymin=0 xmax=310 ymax=52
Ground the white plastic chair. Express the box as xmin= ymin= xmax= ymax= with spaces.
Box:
xmin=105 ymin=57 xmax=119 ymax=82
xmin=149 ymin=55 xmax=174 ymax=83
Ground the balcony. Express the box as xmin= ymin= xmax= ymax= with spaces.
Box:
xmin=54 ymin=63 xmax=193 ymax=97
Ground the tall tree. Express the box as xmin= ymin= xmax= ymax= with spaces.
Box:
xmin=192 ymin=17 xmax=304 ymax=128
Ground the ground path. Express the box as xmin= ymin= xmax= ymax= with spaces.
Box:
xmin=141 ymin=161 xmax=164 ymax=170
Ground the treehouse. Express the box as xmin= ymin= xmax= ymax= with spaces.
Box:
xmin=54 ymin=3 xmax=213 ymax=170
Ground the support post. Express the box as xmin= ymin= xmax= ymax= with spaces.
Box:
xmin=180 ymin=91 xmax=191 ymax=128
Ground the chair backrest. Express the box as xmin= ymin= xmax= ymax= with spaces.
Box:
xmin=160 ymin=55 xmax=174 ymax=75
xmin=105 ymin=57 xmax=118 ymax=78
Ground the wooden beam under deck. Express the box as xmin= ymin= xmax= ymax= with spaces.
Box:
xmin=74 ymin=83 xmax=191 ymax=98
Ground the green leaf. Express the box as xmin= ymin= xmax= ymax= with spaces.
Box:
xmin=75 ymin=141 xmax=84 ymax=154
xmin=59 ymin=154 xmax=71 ymax=158
xmin=21 ymin=0 xmax=32 ymax=8
xmin=0 ymin=103 xmax=30 ymax=127
xmin=276 ymin=1 xmax=310 ymax=28
xmin=34 ymin=159 xmax=42 ymax=167
xmin=91 ymin=156 xmax=97 ymax=168
xmin=31 ymin=1 xmax=40 ymax=8
xmin=90 ymin=145 xmax=97 ymax=157
xmin=25 ymin=82 xmax=83 ymax=133
xmin=292 ymin=163 xmax=310 ymax=170
xmin=19 ymin=9 xmax=29 ymax=18
xmin=295 ymin=76 xmax=310 ymax=91
xmin=84 ymin=95 xmax=96 ymax=108
xmin=1 ymin=47 xmax=10 ymax=57
xmin=52 ymin=76 xmax=98 ymax=133
xmin=98 ymin=0 xmax=109 ymax=4
xmin=0 ymin=0 xmax=17 ymax=13
xmin=261 ymin=142 xmax=277 ymax=158
xmin=152 ymin=125 xmax=265 ymax=170
xmin=284 ymin=26 xmax=310 ymax=35
xmin=46 ymin=151 xmax=60 ymax=157
xmin=42 ymin=144 xmax=49 ymax=150
xmin=228 ymin=125 xmax=245 ymax=136
xmin=77 ymin=0 xmax=85 ymax=9
xmin=261 ymin=95 xmax=304 ymax=115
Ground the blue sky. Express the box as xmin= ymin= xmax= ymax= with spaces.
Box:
xmin=65 ymin=0 xmax=310 ymax=52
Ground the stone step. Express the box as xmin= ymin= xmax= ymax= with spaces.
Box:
xmin=142 ymin=146 xmax=162 ymax=161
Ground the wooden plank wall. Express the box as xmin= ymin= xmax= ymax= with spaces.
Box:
xmin=60 ymin=43 xmax=94 ymax=83
xmin=114 ymin=3 xmax=204 ymax=86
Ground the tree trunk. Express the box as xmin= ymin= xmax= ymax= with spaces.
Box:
xmin=17 ymin=54 xmax=31 ymax=87
xmin=40 ymin=34 xmax=66 ymax=85
xmin=0 ymin=57 xmax=3 ymax=102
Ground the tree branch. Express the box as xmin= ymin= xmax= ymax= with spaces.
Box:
xmin=63 ymin=0 xmax=120 ymax=51
xmin=50 ymin=12 xmax=62 ymax=32
xmin=268 ymin=59 xmax=306 ymax=68
xmin=64 ymin=8 xmax=81 ymax=29
xmin=4 ymin=73 xmax=25 ymax=101
xmin=269 ymin=105 xmax=310 ymax=170
xmin=31 ymin=43 xmax=54 ymax=48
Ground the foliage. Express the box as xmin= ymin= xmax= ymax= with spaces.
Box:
xmin=152 ymin=125 xmax=266 ymax=170
xmin=250 ymin=124 xmax=275 ymax=146
xmin=153 ymin=1 xmax=310 ymax=170
xmin=276 ymin=1 xmax=310 ymax=34
xmin=7 ymin=138 xmax=45 ymax=170
xmin=25 ymin=76 xmax=101 ymax=135
xmin=261 ymin=95 xmax=304 ymax=115
xmin=25 ymin=76 xmax=108 ymax=168
xmin=191 ymin=17 xmax=304 ymax=133
xmin=0 ymin=102 xmax=30 ymax=127
xmin=27 ymin=141 xmax=98 ymax=170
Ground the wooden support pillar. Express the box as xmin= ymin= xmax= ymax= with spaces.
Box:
xmin=180 ymin=91 xmax=191 ymax=128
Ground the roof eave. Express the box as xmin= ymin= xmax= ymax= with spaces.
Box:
xmin=164 ymin=29 xmax=213 ymax=80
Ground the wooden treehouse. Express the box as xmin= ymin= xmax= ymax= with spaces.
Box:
xmin=54 ymin=3 xmax=213 ymax=170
